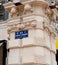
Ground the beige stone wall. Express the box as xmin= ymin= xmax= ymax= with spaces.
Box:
xmin=7 ymin=29 xmax=56 ymax=65
xmin=0 ymin=0 xmax=57 ymax=65
xmin=0 ymin=28 xmax=8 ymax=40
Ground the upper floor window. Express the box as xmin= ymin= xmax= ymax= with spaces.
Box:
xmin=49 ymin=0 xmax=55 ymax=6
xmin=0 ymin=0 xmax=21 ymax=3
xmin=0 ymin=3 xmax=9 ymax=21
xmin=0 ymin=0 xmax=8 ymax=3
xmin=12 ymin=0 xmax=20 ymax=3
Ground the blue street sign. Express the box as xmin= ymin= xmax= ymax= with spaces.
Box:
xmin=15 ymin=30 xmax=28 ymax=39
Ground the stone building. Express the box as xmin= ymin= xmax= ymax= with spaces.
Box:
xmin=0 ymin=0 xmax=58 ymax=65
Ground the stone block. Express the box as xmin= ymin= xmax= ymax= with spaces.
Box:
xmin=44 ymin=48 xmax=51 ymax=65
xmin=34 ymin=29 xmax=45 ymax=46
xmin=35 ymin=16 xmax=43 ymax=29
xmin=44 ymin=31 xmax=51 ymax=49
xmin=50 ymin=36 xmax=56 ymax=53
xmin=10 ymin=32 xmax=15 ymax=40
xmin=8 ymin=49 xmax=21 ymax=65
xmin=8 ymin=39 xmax=21 ymax=48
xmin=22 ymin=47 xmax=34 ymax=63
xmin=22 ymin=37 xmax=35 ymax=46
xmin=51 ymin=52 xmax=57 ymax=65
xmin=22 ymin=29 xmax=44 ymax=47
xmin=22 ymin=46 xmax=45 ymax=64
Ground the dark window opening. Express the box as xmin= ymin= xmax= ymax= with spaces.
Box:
xmin=8 ymin=0 xmax=10 ymax=1
xmin=0 ymin=40 xmax=7 ymax=65
xmin=56 ymin=50 xmax=58 ymax=65
xmin=0 ymin=4 xmax=9 ymax=21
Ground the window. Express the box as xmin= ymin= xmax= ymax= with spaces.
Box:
xmin=49 ymin=0 xmax=55 ymax=6
xmin=50 ymin=0 xmax=54 ymax=3
xmin=0 ymin=40 xmax=7 ymax=65
xmin=0 ymin=4 xmax=9 ymax=21
xmin=8 ymin=0 xmax=11 ymax=1
xmin=12 ymin=0 xmax=20 ymax=3
xmin=3 ymin=10 xmax=9 ymax=21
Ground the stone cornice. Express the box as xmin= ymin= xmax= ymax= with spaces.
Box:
xmin=3 ymin=0 xmax=49 ymax=18
xmin=6 ymin=14 xmax=50 ymax=24
xmin=21 ymin=0 xmax=49 ymax=7
xmin=8 ymin=44 xmax=56 ymax=54
xmin=7 ymin=20 xmax=36 ymax=34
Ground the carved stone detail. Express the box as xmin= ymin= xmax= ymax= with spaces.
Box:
xmin=4 ymin=2 xmax=24 ymax=18
xmin=8 ymin=20 xmax=36 ymax=33
xmin=43 ymin=21 xmax=56 ymax=37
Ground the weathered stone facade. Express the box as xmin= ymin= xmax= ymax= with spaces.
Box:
xmin=0 ymin=0 xmax=58 ymax=65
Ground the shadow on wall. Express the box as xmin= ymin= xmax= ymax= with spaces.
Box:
xmin=56 ymin=40 xmax=58 ymax=65
xmin=56 ymin=50 xmax=58 ymax=65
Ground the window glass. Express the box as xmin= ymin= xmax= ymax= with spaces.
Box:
xmin=49 ymin=0 xmax=55 ymax=6
xmin=3 ymin=10 xmax=9 ymax=21
xmin=0 ymin=4 xmax=9 ymax=21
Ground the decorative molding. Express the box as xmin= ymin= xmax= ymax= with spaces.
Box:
xmin=8 ymin=20 xmax=36 ymax=34
xmin=22 ymin=0 xmax=49 ymax=8
xmin=43 ymin=21 xmax=56 ymax=37
xmin=4 ymin=2 xmax=24 ymax=18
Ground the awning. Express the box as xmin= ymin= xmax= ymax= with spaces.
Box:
xmin=0 ymin=42 xmax=3 ymax=46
